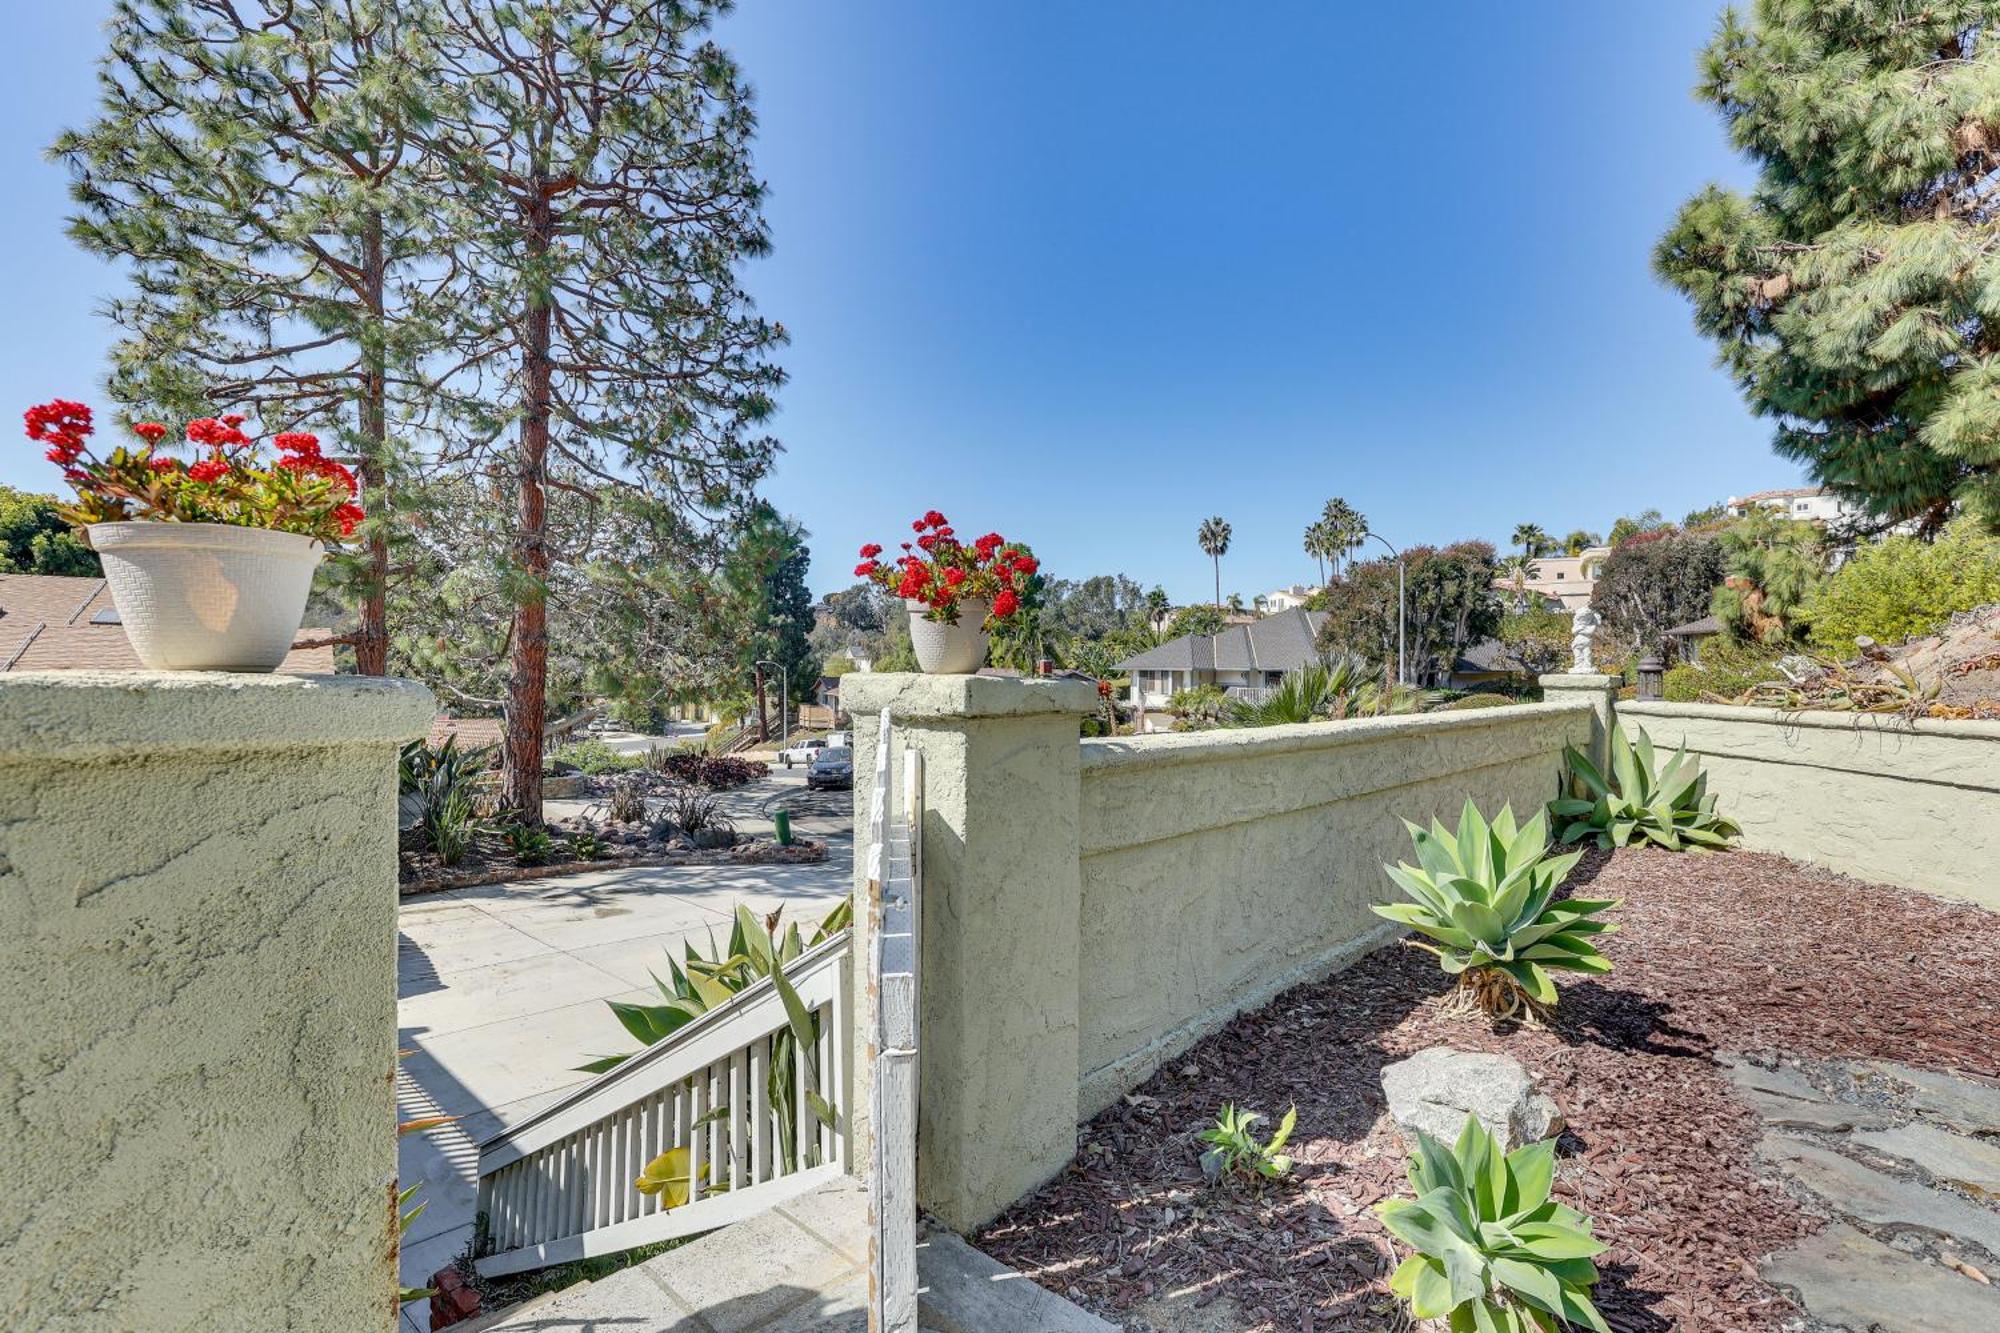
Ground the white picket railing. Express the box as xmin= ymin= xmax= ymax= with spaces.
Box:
xmin=472 ymin=931 xmax=854 ymax=1278
xmin=867 ymin=710 xmax=922 ymax=1332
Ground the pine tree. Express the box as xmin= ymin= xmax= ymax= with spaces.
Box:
xmin=1658 ymin=2 xmax=2000 ymax=533
xmin=56 ymin=0 xmax=454 ymax=673
xmin=419 ymin=0 xmax=785 ymax=818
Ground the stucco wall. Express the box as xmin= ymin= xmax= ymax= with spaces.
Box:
xmin=1074 ymin=700 xmax=1593 ymax=1115
xmin=0 ymin=672 xmax=435 ymax=1333
xmin=1616 ymin=701 xmax=2000 ymax=909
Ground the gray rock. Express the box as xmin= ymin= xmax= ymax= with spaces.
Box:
xmin=1759 ymin=1134 xmax=2000 ymax=1260
xmin=1854 ymin=1122 xmax=2000 ymax=1200
xmin=1763 ymin=1223 xmax=2000 ymax=1333
xmin=1381 ymin=1048 xmax=1564 ymax=1151
xmin=1851 ymin=1060 xmax=2000 ymax=1135
xmin=1724 ymin=1059 xmax=1888 ymax=1133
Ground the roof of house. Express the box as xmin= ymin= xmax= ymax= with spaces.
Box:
xmin=0 ymin=573 xmax=338 ymax=673
xmin=1730 ymin=486 xmax=1826 ymax=504
xmin=1452 ymin=637 xmax=1528 ymax=674
xmin=1113 ymin=608 xmax=1328 ymax=674
xmin=1665 ymin=615 xmax=1722 ymax=638
xmin=427 ymin=716 xmax=506 ymax=750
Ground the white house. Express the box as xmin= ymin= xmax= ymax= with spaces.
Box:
xmin=1493 ymin=547 xmax=1610 ymax=613
xmin=1259 ymin=584 xmax=1320 ymax=614
xmin=1114 ymin=609 xmax=1327 ymax=732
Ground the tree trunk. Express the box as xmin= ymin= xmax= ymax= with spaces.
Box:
xmin=1212 ymin=558 xmax=1221 ymax=611
xmin=503 ymin=197 xmax=554 ymax=822
xmin=354 ymin=211 xmax=390 ymax=676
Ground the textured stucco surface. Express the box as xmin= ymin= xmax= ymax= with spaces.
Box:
xmin=1617 ymin=701 xmax=2000 ymax=909
xmin=1075 ymin=702 xmax=1591 ymax=1113
xmin=848 ymin=675 xmax=1099 ymax=1233
xmin=0 ymin=673 xmax=434 ymax=1332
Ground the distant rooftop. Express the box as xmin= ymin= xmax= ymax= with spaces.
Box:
xmin=0 ymin=573 xmax=337 ymax=674
xmin=1114 ymin=608 xmax=1327 ymax=674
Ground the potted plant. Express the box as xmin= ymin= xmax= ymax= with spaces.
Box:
xmin=855 ymin=511 xmax=1035 ymax=673
xmin=24 ymin=398 xmax=362 ymax=672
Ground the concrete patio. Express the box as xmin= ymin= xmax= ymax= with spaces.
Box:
xmin=396 ymin=772 xmax=850 ymax=1330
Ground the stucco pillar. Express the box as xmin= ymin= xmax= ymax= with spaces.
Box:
xmin=1538 ymin=672 xmax=1620 ymax=767
xmin=0 ymin=671 xmax=435 ymax=1332
xmin=843 ymin=671 xmax=1098 ymax=1232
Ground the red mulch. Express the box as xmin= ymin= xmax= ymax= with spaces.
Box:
xmin=976 ymin=848 xmax=2000 ymax=1332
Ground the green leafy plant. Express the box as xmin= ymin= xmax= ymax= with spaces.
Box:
xmin=566 ymin=830 xmax=609 ymax=861
xmin=582 ymin=899 xmax=854 ymax=1178
xmin=657 ymin=786 xmax=731 ymax=838
xmin=1166 ymin=683 xmax=1228 ymax=729
xmin=400 ymin=735 xmax=490 ymax=867
xmin=1198 ymin=1103 xmax=1297 ymax=1183
xmin=549 ymin=738 xmax=640 ymax=775
xmin=425 ymin=787 xmax=477 ymax=867
xmin=1378 ymin=1115 xmax=1609 ymax=1333
xmin=605 ymin=778 xmax=651 ymax=824
xmin=1374 ymin=801 xmax=1617 ymax=1023
xmin=1552 ymin=726 xmax=1739 ymax=853
xmin=1225 ymin=654 xmax=1435 ymax=727
xmin=497 ymin=821 xmax=554 ymax=867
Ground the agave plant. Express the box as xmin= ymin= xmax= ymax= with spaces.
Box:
xmin=1374 ymin=801 xmax=1617 ymax=1022
xmin=581 ymin=897 xmax=854 ymax=1178
xmin=1378 ymin=1115 xmax=1610 ymax=1333
xmin=1551 ymin=725 xmax=1740 ymax=852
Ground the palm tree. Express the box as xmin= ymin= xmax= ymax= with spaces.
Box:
xmin=1562 ymin=529 xmax=1601 ymax=557
xmin=1320 ymin=499 xmax=1367 ymax=577
xmin=1512 ymin=522 xmax=1551 ymax=560
xmin=1499 ymin=553 xmax=1541 ymax=608
xmin=1226 ymin=592 xmax=1244 ymax=615
xmin=1142 ymin=586 xmax=1171 ymax=629
xmin=1304 ymin=518 xmax=1332 ymax=584
xmin=1197 ymin=516 xmax=1232 ymax=609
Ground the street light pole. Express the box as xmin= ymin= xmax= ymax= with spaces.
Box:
xmin=754 ymin=659 xmax=789 ymax=744
xmin=1364 ymin=531 xmax=1406 ymax=685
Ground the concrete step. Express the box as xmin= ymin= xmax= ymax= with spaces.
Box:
xmin=473 ymin=1176 xmax=1115 ymax=1332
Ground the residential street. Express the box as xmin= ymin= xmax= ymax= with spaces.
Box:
xmin=395 ymin=768 xmax=851 ymax=1329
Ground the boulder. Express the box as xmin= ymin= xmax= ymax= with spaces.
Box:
xmin=1381 ymin=1048 xmax=1564 ymax=1150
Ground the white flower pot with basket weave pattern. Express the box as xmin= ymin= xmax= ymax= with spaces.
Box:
xmin=87 ymin=521 xmax=323 ymax=672
xmin=906 ymin=597 xmax=991 ymax=675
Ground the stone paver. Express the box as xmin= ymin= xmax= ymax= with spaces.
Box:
xmin=1734 ymin=1055 xmax=2000 ymax=1332
xmin=1762 ymin=1223 xmax=2000 ymax=1332
xmin=396 ymin=771 xmax=851 ymax=1309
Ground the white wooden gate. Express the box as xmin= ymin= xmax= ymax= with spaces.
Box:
xmin=866 ymin=709 xmax=922 ymax=1333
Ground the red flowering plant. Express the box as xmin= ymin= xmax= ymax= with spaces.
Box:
xmin=24 ymin=399 xmax=363 ymax=543
xmin=856 ymin=510 xmax=1039 ymax=627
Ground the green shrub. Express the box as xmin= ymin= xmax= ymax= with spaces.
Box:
xmin=1198 ymin=1104 xmax=1297 ymax=1183
xmin=1496 ymin=606 xmax=1572 ymax=676
xmin=1808 ymin=518 xmax=2000 ymax=653
xmin=550 ymin=738 xmax=640 ymax=775
xmin=1225 ymin=655 xmax=1431 ymax=726
xmin=1662 ymin=637 xmax=1787 ymax=702
xmin=1378 ymin=1115 xmax=1610 ymax=1333
xmin=1375 ymin=801 xmax=1617 ymax=1022
xmin=497 ymin=822 xmax=554 ymax=866
xmin=1166 ymin=683 xmax=1228 ymax=728
xmin=1441 ymin=692 xmax=1517 ymax=711
xmin=1553 ymin=726 xmax=1739 ymax=853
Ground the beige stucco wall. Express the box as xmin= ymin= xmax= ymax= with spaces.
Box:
xmin=1616 ymin=701 xmax=2000 ymax=909
xmin=0 ymin=671 xmax=435 ymax=1333
xmin=1074 ymin=700 xmax=1593 ymax=1115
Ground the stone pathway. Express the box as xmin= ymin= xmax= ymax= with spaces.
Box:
xmin=1727 ymin=1054 xmax=2000 ymax=1331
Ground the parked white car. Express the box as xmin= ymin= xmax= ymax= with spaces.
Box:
xmin=777 ymin=736 xmax=827 ymax=768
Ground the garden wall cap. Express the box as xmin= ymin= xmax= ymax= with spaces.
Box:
xmin=0 ymin=670 xmax=436 ymax=761
xmin=841 ymin=670 xmax=1098 ymax=720
xmin=1538 ymin=672 xmax=1620 ymax=689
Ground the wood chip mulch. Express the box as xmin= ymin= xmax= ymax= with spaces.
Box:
xmin=975 ymin=848 xmax=2000 ymax=1332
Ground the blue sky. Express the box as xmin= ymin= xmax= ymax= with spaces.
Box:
xmin=1 ymin=3 xmax=1774 ymax=602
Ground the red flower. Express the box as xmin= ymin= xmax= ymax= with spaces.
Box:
xmin=1012 ymin=556 xmax=1038 ymax=576
xmin=334 ymin=503 xmax=364 ymax=537
xmin=858 ymin=543 xmax=883 ymax=559
xmin=975 ymin=533 xmax=1004 ymax=556
xmin=186 ymin=417 xmax=250 ymax=450
xmin=855 ymin=560 xmax=879 ymax=577
xmin=220 ymin=413 xmax=247 ymax=428
xmin=912 ymin=519 xmax=927 ymax=533
xmin=943 ymin=567 xmax=967 ymax=587
xmin=992 ymin=588 xmax=1020 ymax=618
xmin=147 ymin=456 xmax=180 ymax=474
xmin=916 ymin=533 xmax=938 ymax=551
xmin=133 ymin=422 xmax=168 ymax=444
xmin=24 ymin=399 xmax=93 ymax=445
xmin=274 ymin=431 xmax=320 ymax=457
xmin=188 ymin=457 xmax=230 ymax=483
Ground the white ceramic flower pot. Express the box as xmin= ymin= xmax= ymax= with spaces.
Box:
xmin=907 ymin=597 xmax=991 ymax=674
xmin=88 ymin=521 xmax=324 ymax=672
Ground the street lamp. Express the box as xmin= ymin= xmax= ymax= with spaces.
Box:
xmin=1364 ymin=531 xmax=1406 ymax=685
xmin=754 ymin=659 xmax=789 ymax=745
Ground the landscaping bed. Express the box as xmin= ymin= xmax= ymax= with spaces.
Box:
xmin=976 ymin=848 xmax=2000 ymax=1332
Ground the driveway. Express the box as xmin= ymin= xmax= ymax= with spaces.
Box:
xmin=395 ymin=771 xmax=851 ymax=1329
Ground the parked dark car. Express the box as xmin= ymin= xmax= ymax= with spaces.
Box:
xmin=806 ymin=745 xmax=853 ymax=790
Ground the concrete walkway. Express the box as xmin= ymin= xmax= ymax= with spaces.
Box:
xmin=473 ymin=1178 xmax=1116 ymax=1333
xmin=1734 ymin=1055 xmax=2000 ymax=1330
xmin=397 ymin=773 xmax=850 ymax=1331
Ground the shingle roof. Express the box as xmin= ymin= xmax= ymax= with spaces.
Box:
xmin=1665 ymin=615 xmax=1722 ymax=637
xmin=1113 ymin=609 xmax=1327 ymax=674
xmin=0 ymin=572 xmax=339 ymax=674
xmin=1453 ymin=637 xmax=1527 ymax=673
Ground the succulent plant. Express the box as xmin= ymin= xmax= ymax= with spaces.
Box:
xmin=1198 ymin=1103 xmax=1297 ymax=1183
xmin=1551 ymin=725 xmax=1739 ymax=852
xmin=1378 ymin=1115 xmax=1610 ymax=1332
xmin=1374 ymin=800 xmax=1618 ymax=1022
